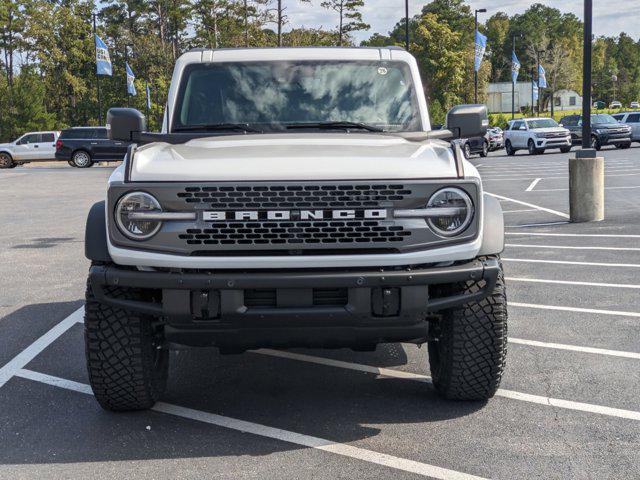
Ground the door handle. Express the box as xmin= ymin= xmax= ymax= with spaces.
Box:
xmin=91 ymin=142 xmax=98 ymax=145
xmin=34 ymin=145 xmax=39 ymax=148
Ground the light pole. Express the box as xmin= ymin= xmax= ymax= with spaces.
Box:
xmin=582 ymin=0 xmax=592 ymax=149
xmin=474 ymin=8 xmax=487 ymax=103
xmin=511 ymin=34 xmax=521 ymax=120
xmin=405 ymin=0 xmax=410 ymax=51
xmin=536 ymin=49 xmax=545 ymax=114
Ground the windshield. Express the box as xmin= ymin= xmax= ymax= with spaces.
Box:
xmin=527 ymin=119 xmax=559 ymax=129
xmin=591 ymin=114 xmax=617 ymax=124
xmin=172 ymin=61 xmax=422 ymax=133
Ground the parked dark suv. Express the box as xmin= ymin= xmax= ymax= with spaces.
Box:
xmin=559 ymin=114 xmax=632 ymax=150
xmin=55 ymin=127 xmax=131 ymax=167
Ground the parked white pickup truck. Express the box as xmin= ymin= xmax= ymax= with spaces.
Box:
xmin=0 ymin=131 xmax=60 ymax=168
xmin=504 ymin=117 xmax=571 ymax=156
xmin=83 ymin=47 xmax=507 ymax=412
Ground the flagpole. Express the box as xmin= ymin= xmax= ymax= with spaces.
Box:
xmin=531 ymin=67 xmax=534 ymax=115
xmin=474 ymin=9 xmax=486 ymax=103
xmin=145 ymin=81 xmax=150 ymax=119
xmin=512 ymin=36 xmax=516 ymax=119
xmin=93 ymin=14 xmax=102 ymax=125
xmin=124 ymin=46 xmax=129 ymax=108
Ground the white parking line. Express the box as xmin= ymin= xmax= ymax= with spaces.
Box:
xmin=502 ymin=209 xmax=538 ymax=213
xmin=486 ymin=192 xmax=569 ymax=218
xmin=506 ymin=243 xmax=640 ymax=252
xmin=508 ymin=338 xmax=640 ymax=360
xmin=15 ymin=369 xmax=487 ymax=480
xmin=0 ymin=307 xmax=83 ymax=388
xmin=254 ymin=350 xmax=640 ymax=421
xmin=503 ymin=258 xmax=640 ymax=268
xmin=506 ymin=276 xmax=640 ymax=290
xmin=510 ymin=302 xmax=640 ymax=318
xmin=505 ymin=232 xmax=640 ymax=238
xmin=536 ymin=185 xmax=640 ymax=192
xmin=484 ymin=172 xmax=640 ymax=181
xmin=525 ymin=178 xmax=542 ymax=192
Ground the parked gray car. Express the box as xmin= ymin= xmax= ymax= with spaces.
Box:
xmin=612 ymin=112 xmax=640 ymax=142
xmin=0 ymin=131 xmax=60 ymax=168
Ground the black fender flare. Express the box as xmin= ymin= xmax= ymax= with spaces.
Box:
xmin=478 ymin=194 xmax=505 ymax=256
xmin=85 ymin=201 xmax=112 ymax=262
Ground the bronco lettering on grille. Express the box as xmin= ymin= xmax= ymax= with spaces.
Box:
xmin=203 ymin=209 xmax=387 ymax=221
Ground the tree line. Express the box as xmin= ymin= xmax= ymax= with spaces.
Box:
xmin=2 ymin=0 xmax=640 ymax=141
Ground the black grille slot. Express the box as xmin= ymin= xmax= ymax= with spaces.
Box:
xmin=244 ymin=289 xmax=277 ymax=308
xmin=178 ymin=221 xmax=411 ymax=246
xmin=313 ymin=288 xmax=348 ymax=306
xmin=177 ymin=184 xmax=411 ymax=208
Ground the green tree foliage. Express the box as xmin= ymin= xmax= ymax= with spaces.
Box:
xmin=320 ymin=0 xmax=368 ymax=46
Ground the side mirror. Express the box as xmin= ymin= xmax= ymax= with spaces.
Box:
xmin=107 ymin=108 xmax=146 ymax=142
xmin=559 ymin=123 xmax=563 ymax=127
xmin=446 ymin=104 xmax=489 ymax=139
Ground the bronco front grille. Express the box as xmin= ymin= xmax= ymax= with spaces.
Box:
xmin=176 ymin=184 xmax=412 ymax=208
xmin=178 ymin=220 xmax=411 ymax=246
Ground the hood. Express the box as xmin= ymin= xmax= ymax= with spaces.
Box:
xmin=592 ymin=122 xmax=627 ymax=129
xmin=532 ymin=127 xmax=567 ymax=133
xmin=0 ymin=141 xmax=14 ymax=149
xmin=129 ymin=133 xmax=458 ymax=182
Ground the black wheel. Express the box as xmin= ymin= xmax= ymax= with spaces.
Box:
xmin=505 ymin=141 xmax=515 ymax=156
xmin=527 ymin=139 xmax=538 ymax=155
xmin=85 ymin=269 xmax=168 ymax=411
xmin=67 ymin=160 xmax=75 ymax=167
xmin=463 ymin=143 xmax=472 ymax=159
xmin=479 ymin=141 xmax=488 ymax=158
xmin=617 ymin=142 xmax=631 ymax=149
xmin=72 ymin=150 xmax=93 ymax=168
xmin=0 ymin=152 xmax=14 ymax=169
xmin=591 ymin=135 xmax=602 ymax=151
xmin=428 ymin=256 xmax=508 ymax=400
xmin=560 ymin=146 xmax=572 ymax=153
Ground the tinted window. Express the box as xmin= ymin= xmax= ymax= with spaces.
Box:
xmin=527 ymin=119 xmax=559 ymax=129
xmin=591 ymin=114 xmax=617 ymax=124
xmin=60 ymin=129 xmax=93 ymax=139
xmin=174 ymin=61 xmax=422 ymax=132
xmin=41 ymin=133 xmax=55 ymax=142
xmin=626 ymin=114 xmax=640 ymax=123
xmin=569 ymin=96 xmax=577 ymax=106
xmin=21 ymin=134 xmax=39 ymax=144
xmin=612 ymin=114 xmax=625 ymax=121
xmin=560 ymin=116 xmax=577 ymax=126
xmin=512 ymin=121 xmax=524 ymax=130
xmin=94 ymin=128 xmax=108 ymax=139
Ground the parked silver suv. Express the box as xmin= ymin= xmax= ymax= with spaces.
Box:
xmin=612 ymin=112 xmax=640 ymax=143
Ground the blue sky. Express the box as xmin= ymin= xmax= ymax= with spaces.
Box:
xmin=284 ymin=1 xmax=640 ymax=42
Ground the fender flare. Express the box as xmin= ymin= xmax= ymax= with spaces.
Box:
xmin=85 ymin=201 xmax=112 ymax=262
xmin=478 ymin=194 xmax=505 ymax=256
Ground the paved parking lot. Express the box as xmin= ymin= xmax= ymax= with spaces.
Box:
xmin=1 ymin=148 xmax=639 ymax=480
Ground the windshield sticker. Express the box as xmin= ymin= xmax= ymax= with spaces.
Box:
xmin=377 ymin=67 xmax=388 ymax=75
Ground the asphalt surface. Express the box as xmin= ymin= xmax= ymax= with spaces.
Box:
xmin=1 ymin=148 xmax=639 ymax=480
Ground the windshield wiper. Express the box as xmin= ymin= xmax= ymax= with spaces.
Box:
xmin=284 ymin=121 xmax=384 ymax=132
xmin=173 ymin=123 xmax=261 ymax=133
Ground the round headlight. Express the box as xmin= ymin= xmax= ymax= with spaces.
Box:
xmin=426 ymin=187 xmax=474 ymax=237
xmin=115 ymin=192 xmax=162 ymax=240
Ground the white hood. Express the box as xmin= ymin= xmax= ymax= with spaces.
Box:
xmin=129 ymin=133 xmax=458 ymax=182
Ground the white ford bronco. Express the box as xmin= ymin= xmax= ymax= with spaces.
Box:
xmin=84 ymin=47 xmax=507 ymax=411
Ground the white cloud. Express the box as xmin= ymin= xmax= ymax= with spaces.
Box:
xmin=284 ymin=1 xmax=640 ymax=42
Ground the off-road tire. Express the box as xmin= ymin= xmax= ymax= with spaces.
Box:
xmin=72 ymin=150 xmax=93 ymax=168
xmin=527 ymin=139 xmax=539 ymax=155
xmin=591 ymin=135 xmax=602 ymax=151
xmin=85 ymin=271 xmax=168 ymax=411
xmin=560 ymin=146 xmax=572 ymax=153
xmin=0 ymin=152 xmax=14 ymax=168
xmin=505 ymin=141 xmax=515 ymax=156
xmin=428 ymin=256 xmax=508 ymax=400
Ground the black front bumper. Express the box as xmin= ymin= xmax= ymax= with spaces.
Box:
xmin=89 ymin=258 xmax=499 ymax=349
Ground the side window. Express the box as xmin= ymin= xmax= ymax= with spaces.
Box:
xmin=94 ymin=129 xmax=108 ymax=139
xmin=627 ymin=114 xmax=640 ymax=123
xmin=22 ymin=134 xmax=39 ymax=144
xmin=76 ymin=130 xmax=92 ymax=139
xmin=563 ymin=116 xmax=577 ymax=126
xmin=611 ymin=114 xmax=624 ymax=122
xmin=569 ymin=96 xmax=577 ymax=106
xmin=41 ymin=133 xmax=55 ymax=142
xmin=512 ymin=121 xmax=523 ymax=130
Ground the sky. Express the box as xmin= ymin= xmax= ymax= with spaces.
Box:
xmin=284 ymin=1 xmax=640 ymax=42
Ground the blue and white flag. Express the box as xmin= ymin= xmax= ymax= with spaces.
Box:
xmin=511 ymin=51 xmax=521 ymax=84
xmin=146 ymin=83 xmax=151 ymax=110
xmin=538 ymin=64 xmax=547 ymax=88
xmin=95 ymin=35 xmax=112 ymax=76
xmin=532 ymin=81 xmax=539 ymax=101
xmin=474 ymin=30 xmax=487 ymax=72
xmin=126 ymin=62 xmax=136 ymax=96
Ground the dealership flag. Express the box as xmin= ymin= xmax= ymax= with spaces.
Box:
xmin=474 ymin=30 xmax=487 ymax=72
xmin=146 ymin=83 xmax=151 ymax=110
xmin=95 ymin=35 xmax=112 ymax=76
xmin=511 ymin=51 xmax=521 ymax=84
xmin=538 ymin=64 xmax=548 ymax=88
xmin=126 ymin=62 xmax=136 ymax=96
xmin=532 ymin=81 xmax=539 ymax=101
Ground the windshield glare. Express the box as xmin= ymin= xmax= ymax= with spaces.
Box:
xmin=173 ymin=61 xmax=422 ymax=133
xmin=527 ymin=119 xmax=559 ymax=129
xmin=591 ymin=114 xmax=617 ymax=124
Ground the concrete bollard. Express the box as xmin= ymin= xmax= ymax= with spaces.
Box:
xmin=569 ymin=149 xmax=604 ymax=222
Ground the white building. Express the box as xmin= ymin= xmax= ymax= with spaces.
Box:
xmin=486 ymin=83 xmax=583 ymax=113
xmin=551 ymin=89 xmax=582 ymax=111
